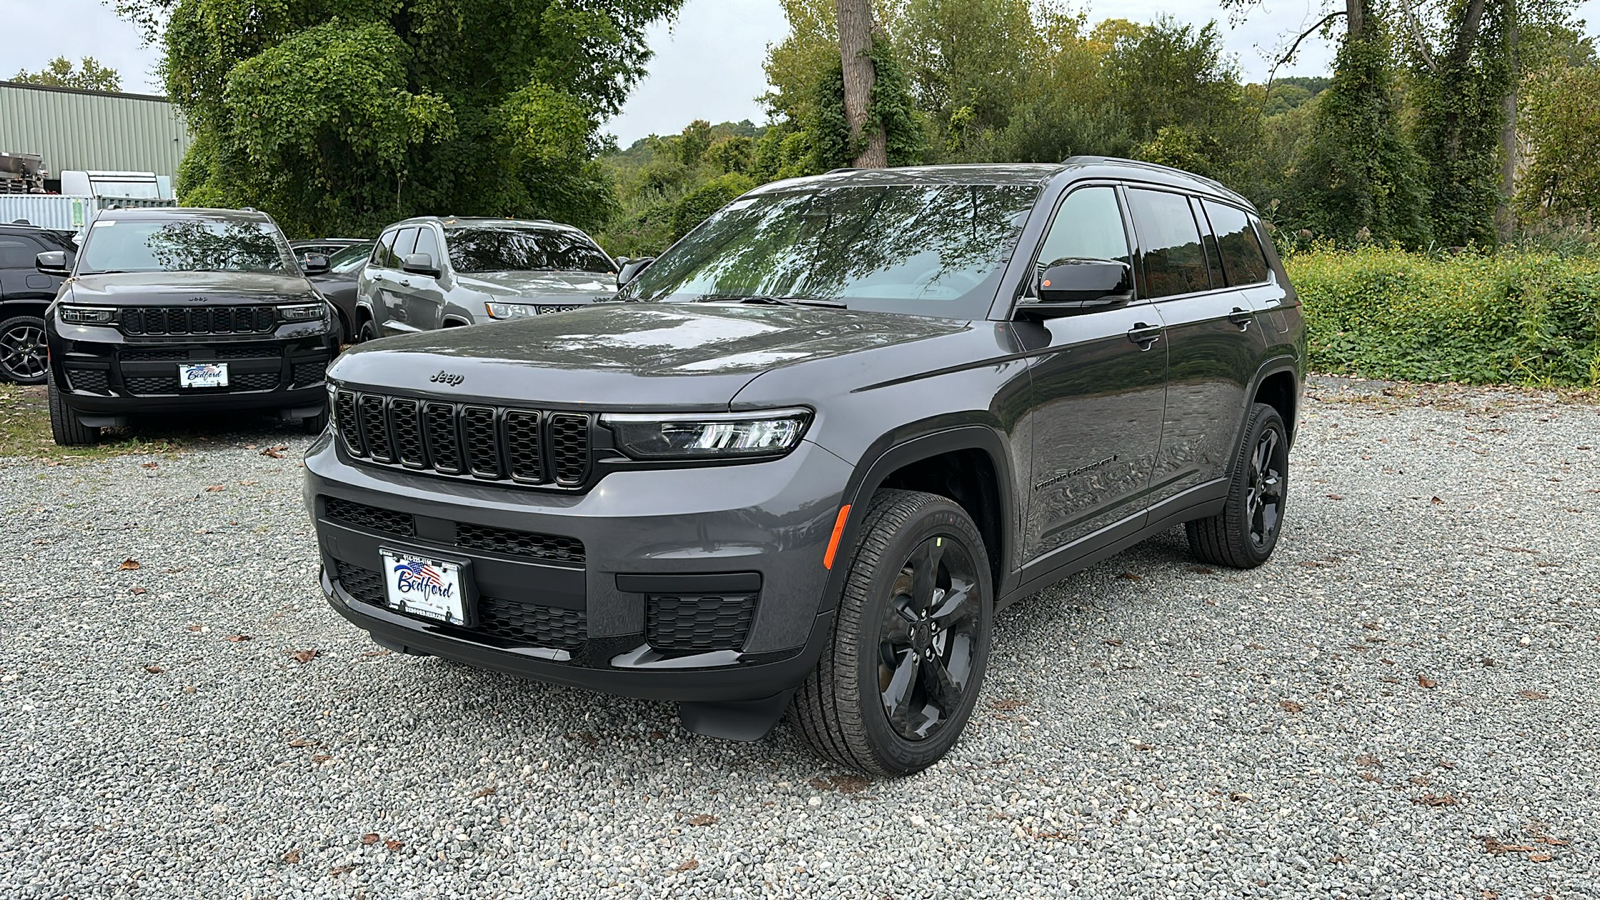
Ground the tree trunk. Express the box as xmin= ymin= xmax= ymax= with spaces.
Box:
xmin=1496 ymin=0 xmax=1520 ymax=244
xmin=837 ymin=0 xmax=886 ymax=168
xmin=1346 ymin=0 xmax=1364 ymax=40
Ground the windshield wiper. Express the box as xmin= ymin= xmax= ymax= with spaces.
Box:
xmin=692 ymin=293 xmax=846 ymax=309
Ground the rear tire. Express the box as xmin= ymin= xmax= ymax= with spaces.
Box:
xmin=0 ymin=314 xmax=48 ymax=385
xmin=48 ymin=376 xmax=100 ymax=446
xmin=791 ymin=489 xmax=992 ymax=777
xmin=356 ymin=318 xmax=378 ymax=343
xmin=1187 ymin=402 xmax=1288 ymax=569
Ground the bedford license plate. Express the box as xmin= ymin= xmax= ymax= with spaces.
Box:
xmin=178 ymin=362 xmax=229 ymax=388
xmin=379 ymin=548 xmax=466 ymax=625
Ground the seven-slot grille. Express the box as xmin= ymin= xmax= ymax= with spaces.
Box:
xmin=336 ymin=390 xmax=593 ymax=488
xmin=119 ymin=306 xmax=277 ymax=336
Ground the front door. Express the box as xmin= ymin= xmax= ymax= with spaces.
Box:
xmin=1019 ymin=185 xmax=1167 ymax=564
xmin=380 ymin=227 xmax=420 ymax=332
xmin=403 ymin=225 xmax=448 ymax=331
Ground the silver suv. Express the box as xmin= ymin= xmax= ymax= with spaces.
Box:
xmin=354 ymin=217 xmax=617 ymax=340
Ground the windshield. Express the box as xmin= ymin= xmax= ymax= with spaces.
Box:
xmin=326 ymin=243 xmax=373 ymax=274
xmin=78 ymin=217 xmax=294 ymax=275
xmin=626 ymin=183 xmax=1039 ymax=318
xmin=446 ymin=227 xmax=615 ymax=274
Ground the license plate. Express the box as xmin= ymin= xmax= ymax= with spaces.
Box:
xmin=379 ymin=548 xmax=467 ymax=625
xmin=178 ymin=362 xmax=229 ymax=388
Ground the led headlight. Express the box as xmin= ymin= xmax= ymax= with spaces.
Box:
xmin=278 ymin=302 xmax=326 ymax=322
xmin=57 ymin=305 xmax=116 ymax=324
xmin=485 ymin=302 xmax=539 ymax=320
xmin=602 ymin=409 xmax=812 ymax=460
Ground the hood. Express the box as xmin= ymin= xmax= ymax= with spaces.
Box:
xmin=66 ymin=271 xmax=318 ymax=306
xmin=455 ymin=270 xmax=617 ymax=302
xmin=330 ymin=302 xmax=972 ymax=409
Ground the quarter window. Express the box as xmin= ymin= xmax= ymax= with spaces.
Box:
xmin=1202 ymin=200 xmax=1271 ymax=286
xmin=1126 ymin=189 xmax=1211 ymax=299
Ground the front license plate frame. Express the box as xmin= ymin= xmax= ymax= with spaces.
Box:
xmin=178 ymin=362 xmax=230 ymax=388
xmin=379 ymin=547 xmax=473 ymax=626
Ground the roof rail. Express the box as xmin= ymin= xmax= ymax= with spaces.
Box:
xmin=1066 ymin=155 xmax=1239 ymax=198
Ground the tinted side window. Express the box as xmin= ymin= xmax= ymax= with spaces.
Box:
xmin=1202 ymin=200 xmax=1271 ymax=286
xmin=412 ymin=227 xmax=441 ymax=268
xmin=1035 ymin=187 xmax=1131 ymax=271
xmin=0 ymin=236 xmax=42 ymax=269
xmin=372 ymin=230 xmax=399 ymax=268
xmin=1126 ymin=189 xmax=1210 ymax=299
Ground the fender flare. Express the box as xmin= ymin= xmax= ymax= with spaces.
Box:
xmin=818 ymin=424 xmax=1018 ymax=612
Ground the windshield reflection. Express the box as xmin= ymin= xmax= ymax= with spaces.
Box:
xmin=79 ymin=219 xmax=292 ymax=275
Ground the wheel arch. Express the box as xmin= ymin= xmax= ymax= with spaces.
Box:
xmin=1248 ymin=360 xmax=1301 ymax=443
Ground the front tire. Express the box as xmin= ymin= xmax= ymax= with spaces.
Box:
xmin=300 ymin=410 xmax=329 ymax=435
xmin=1187 ymin=402 xmax=1288 ymax=569
xmin=792 ymin=489 xmax=993 ymax=777
xmin=48 ymin=376 xmax=100 ymax=446
xmin=356 ymin=318 xmax=379 ymax=344
xmin=0 ymin=315 xmax=48 ymax=384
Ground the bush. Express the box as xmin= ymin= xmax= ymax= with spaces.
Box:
xmin=671 ymin=173 xmax=756 ymax=242
xmin=1287 ymin=246 xmax=1600 ymax=387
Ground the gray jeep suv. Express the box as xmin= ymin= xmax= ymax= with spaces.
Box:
xmin=355 ymin=217 xmax=617 ymax=339
xmin=305 ymin=158 xmax=1305 ymax=776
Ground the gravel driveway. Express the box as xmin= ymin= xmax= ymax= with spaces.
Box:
xmin=2 ymin=376 xmax=1596 ymax=899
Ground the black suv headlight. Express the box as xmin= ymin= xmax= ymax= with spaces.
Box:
xmin=57 ymin=305 xmax=117 ymax=324
xmin=601 ymin=409 xmax=812 ymax=460
xmin=278 ymin=302 xmax=326 ymax=323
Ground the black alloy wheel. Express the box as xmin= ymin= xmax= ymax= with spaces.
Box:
xmin=877 ymin=535 xmax=983 ymax=742
xmin=0 ymin=315 xmax=48 ymax=384
xmin=1187 ymin=402 xmax=1289 ymax=569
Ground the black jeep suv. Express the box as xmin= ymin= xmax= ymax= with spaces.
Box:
xmin=1 ymin=223 xmax=77 ymax=384
xmin=305 ymin=159 xmax=1304 ymax=776
xmin=42 ymin=207 xmax=338 ymax=445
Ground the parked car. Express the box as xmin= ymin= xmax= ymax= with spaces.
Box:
xmin=355 ymin=217 xmax=616 ymax=340
xmin=291 ymin=239 xmax=365 ymax=268
xmin=308 ymin=242 xmax=374 ymax=343
xmin=305 ymin=158 xmax=1304 ymax=776
xmin=42 ymin=207 xmax=339 ymax=444
xmin=0 ymin=223 xmax=77 ymax=384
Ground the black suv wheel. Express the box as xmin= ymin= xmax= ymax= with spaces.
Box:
xmin=0 ymin=315 xmax=48 ymax=384
xmin=1187 ymin=402 xmax=1288 ymax=569
xmin=48 ymin=375 xmax=100 ymax=446
xmin=792 ymin=489 xmax=993 ymax=777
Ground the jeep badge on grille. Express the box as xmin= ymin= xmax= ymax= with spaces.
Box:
xmin=429 ymin=370 xmax=464 ymax=386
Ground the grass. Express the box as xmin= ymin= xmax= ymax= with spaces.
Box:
xmin=0 ymin=383 xmax=205 ymax=463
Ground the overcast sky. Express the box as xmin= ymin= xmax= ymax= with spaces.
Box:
xmin=6 ymin=0 xmax=1597 ymax=145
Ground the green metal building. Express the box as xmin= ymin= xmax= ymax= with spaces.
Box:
xmin=0 ymin=80 xmax=192 ymax=181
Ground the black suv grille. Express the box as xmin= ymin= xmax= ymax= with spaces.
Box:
xmin=120 ymin=306 xmax=277 ymax=336
xmin=645 ymin=593 xmax=757 ymax=653
xmin=324 ymin=497 xmax=416 ymax=536
xmin=336 ymin=390 xmax=594 ymax=489
xmin=455 ymin=523 xmax=585 ymax=564
xmin=331 ymin=560 xmax=586 ymax=650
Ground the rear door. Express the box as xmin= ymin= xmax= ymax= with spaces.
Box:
xmin=0 ymin=233 xmax=59 ymax=301
xmin=1202 ymin=199 xmax=1292 ymax=336
xmin=1126 ymin=189 xmax=1265 ymax=509
xmin=1018 ymin=184 xmax=1168 ymax=564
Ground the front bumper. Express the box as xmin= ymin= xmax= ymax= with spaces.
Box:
xmin=47 ymin=317 xmax=336 ymax=423
xmin=304 ymin=431 xmax=854 ymax=704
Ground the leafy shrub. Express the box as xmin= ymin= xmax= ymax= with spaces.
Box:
xmin=1287 ymin=246 xmax=1600 ymax=387
xmin=670 ymin=173 xmax=756 ymax=241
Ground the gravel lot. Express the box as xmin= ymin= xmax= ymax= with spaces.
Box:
xmin=1 ymin=376 xmax=1596 ymax=899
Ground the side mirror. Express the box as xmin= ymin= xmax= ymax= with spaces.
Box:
xmin=302 ymin=254 xmax=330 ymax=276
xmin=1018 ymin=259 xmax=1133 ymax=319
xmin=36 ymin=251 xmax=70 ymax=277
xmin=401 ymin=252 xmax=440 ymax=278
xmin=617 ymin=256 xmax=655 ymax=288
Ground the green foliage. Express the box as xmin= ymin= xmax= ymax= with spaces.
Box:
xmin=597 ymin=121 xmax=765 ymax=256
xmin=1288 ymin=35 xmax=1429 ymax=247
xmin=671 ymin=173 xmax=756 ymax=240
xmin=158 ymin=0 xmax=683 ymax=237
xmin=1288 ymin=246 xmax=1600 ymax=386
xmin=1518 ymin=61 xmax=1600 ymax=218
xmin=13 ymin=56 xmax=121 ymax=91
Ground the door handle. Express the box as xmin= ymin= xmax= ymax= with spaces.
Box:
xmin=1127 ymin=323 xmax=1162 ymax=350
xmin=1228 ymin=307 xmax=1255 ymax=330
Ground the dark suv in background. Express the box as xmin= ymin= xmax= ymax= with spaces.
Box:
xmin=43 ymin=207 xmax=338 ymax=444
xmin=1 ymin=223 xmax=78 ymax=384
xmin=305 ymin=158 xmax=1303 ymax=776
xmin=355 ymin=217 xmax=617 ymax=340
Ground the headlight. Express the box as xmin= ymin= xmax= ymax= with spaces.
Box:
xmin=58 ymin=305 xmax=116 ymax=324
xmin=279 ymin=302 xmax=326 ymax=322
xmin=486 ymin=302 xmax=539 ymax=320
xmin=602 ymin=409 xmax=812 ymax=460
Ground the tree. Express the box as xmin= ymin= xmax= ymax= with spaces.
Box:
xmin=13 ymin=57 xmax=121 ymax=92
xmin=838 ymin=0 xmax=885 ymax=166
xmin=1517 ymin=59 xmax=1600 ymax=217
xmin=147 ymin=0 xmax=683 ymax=237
